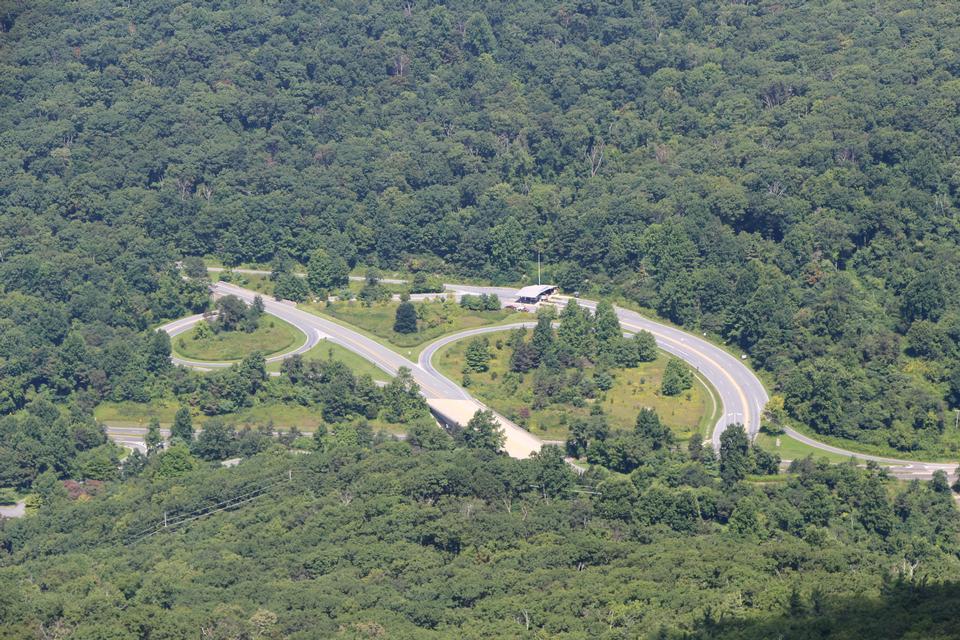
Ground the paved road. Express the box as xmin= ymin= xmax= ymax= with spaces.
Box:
xmin=782 ymin=426 xmax=955 ymax=480
xmin=166 ymin=281 xmax=765 ymax=455
xmin=200 ymin=282 xmax=464 ymax=399
xmin=164 ymin=282 xmax=537 ymax=457
xmin=606 ymin=304 xmax=767 ymax=449
xmin=108 ymin=278 xmax=957 ymax=479
xmin=430 ymin=290 xmax=767 ymax=448
xmin=419 ymin=322 xmax=536 ymax=386
xmin=428 ymin=286 xmax=765 ymax=447
xmin=417 ymin=321 xmax=957 ymax=478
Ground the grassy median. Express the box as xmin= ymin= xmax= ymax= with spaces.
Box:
xmin=265 ymin=339 xmax=391 ymax=381
xmin=304 ymin=298 xmax=518 ymax=353
xmin=754 ymin=432 xmax=859 ymax=464
xmin=434 ymin=329 xmax=711 ymax=442
xmin=173 ymin=316 xmax=303 ymax=361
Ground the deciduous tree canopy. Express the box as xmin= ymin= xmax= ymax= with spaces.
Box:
xmin=4 ymin=0 xmax=956 ymax=452
xmin=1 ymin=436 xmax=958 ymax=639
xmin=2 ymin=2 xmax=960 ymax=635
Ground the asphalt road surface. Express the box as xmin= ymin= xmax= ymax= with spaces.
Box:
xmin=435 ymin=287 xmax=767 ymax=448
xmin=205 ymin=281 xmax=464 ymax=399
xmin=103 ymin=277 xmax=957 ymax=480
xmin=419 ymin=322 xmax=536 ymax=384
xmin=0 ymin=501 xmax=26 ymax=519
xmin=164 ymin=282 xmax=538 ymax=456
xmin=782 ymin=426 xmax=956 ymax=480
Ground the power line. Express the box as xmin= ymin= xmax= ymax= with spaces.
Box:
xmin=123 ymin=470 xmax=297 ymax=545
xmin=124 ymin=478 xmax=281 ymax=540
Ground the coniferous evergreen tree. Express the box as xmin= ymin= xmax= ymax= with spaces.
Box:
xmin=594 ymin=301 xmax=622 ymax=354
xmin=394 ymin=301 xmax=418 ymax=334
xmin=661 ymin=358 xmax=693 ymax=396
xmin=531 ymin=312 xmax=554 ymax=363
xmin=635 ymin=407 xmax=673 ymax=449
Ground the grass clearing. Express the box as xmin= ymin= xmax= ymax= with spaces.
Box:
xmin=173 ymin=316 xmax=303 ymax=361
xmin=303 ymin=298 xmax=519 ymax=358
xmin=434 ymin=330 xmax=709 ymax=441
xmin=755 ymin=432 xmax=859 ymax=464
xmin=349 ymin=266 xmax=410 ymax=281
xmin=203 ymin=258 xmax=287 ymax=272
xmin=95 ymin=399 xmax=182 ymax=426
xmin=599 ymin=356 xmax=712 ymax=442
xmin=691 ymin=369 xmax=723 ymax=440
xmin=211 ymin=270 xmax=276 ymax=296
xmin=95 ymin=400 xmax=405 ymax=435
xmin=781 ymin=422 xmax=960 ymax=464
xmin=265 ymin=339 xmax=392 ymax=381
xmin=345 ymin=279 xmax=409 ymax=296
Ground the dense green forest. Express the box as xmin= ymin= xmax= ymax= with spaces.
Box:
xmin=2 ymin=434 xmax=959 ymax=638
xmin=3 ymin=0 xmax=960 ymax=454
xmin=3 ymin=2 xmax=960 ymax=636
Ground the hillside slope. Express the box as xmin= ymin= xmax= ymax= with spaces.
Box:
xmin=2 ymin=440 xmax=959 ymax=639
xmin=3 ymin=1 xmax=960 ymax=454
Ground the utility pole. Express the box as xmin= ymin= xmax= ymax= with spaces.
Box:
xmin=537 ymin=250 xmax=541 ymax=286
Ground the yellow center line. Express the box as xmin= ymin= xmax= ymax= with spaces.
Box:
xmin=619 ymin=320 xmax=752 ymax=433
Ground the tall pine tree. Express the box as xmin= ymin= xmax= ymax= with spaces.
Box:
xmin=463 ymin=337 xmax=491 ymax=373
xmin=531 ymin=312 xmax=554 ymax=362
xmin=557 ymin=301 xmax=594 ymax=361
xmin=594 ymin=301 xmax=622 ymax=353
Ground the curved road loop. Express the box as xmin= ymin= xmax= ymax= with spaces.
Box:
xmin=107 ymin=276 xmax=955 ymax=479
xmin=442 ymin=284 xmax=767 ymax=447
